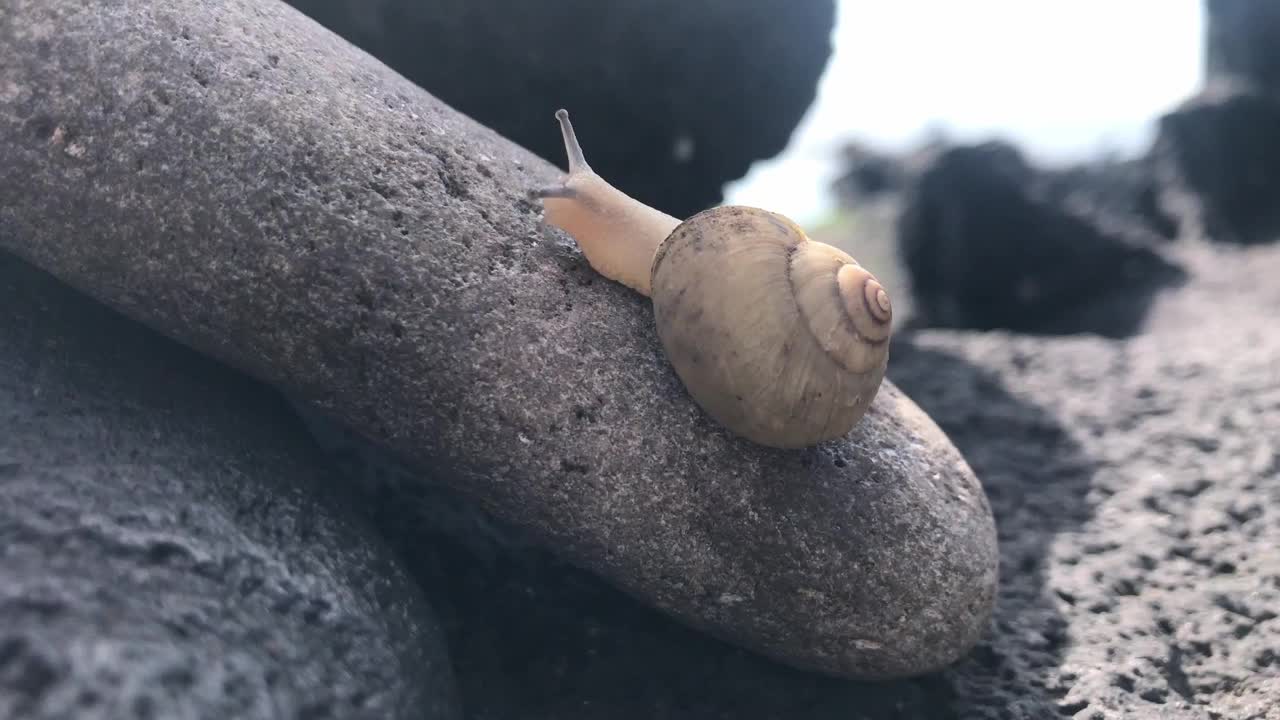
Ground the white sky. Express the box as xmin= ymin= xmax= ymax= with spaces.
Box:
xmin=723 ymin=0 xmax=1207 ymax=227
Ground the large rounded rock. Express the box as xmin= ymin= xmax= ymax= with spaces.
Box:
xmin=0 ymin=0 xmax=996 ymax=679
xmin=279 ymin=0 xmax=836 ymax=219
xmin=897 ymin=141 xmax=1186 ymax=337
xmin=0 ymin=253 xmax=459 ymax=719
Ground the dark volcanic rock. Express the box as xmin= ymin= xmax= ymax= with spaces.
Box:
xmin=0 ymin=0 xmax=996 ymax=679
xmin=831 ymin=140 xmax=910 ymax=205
xmin=898 ymin=141 xmax=1186 ymax=337
xmin=890 ymin=243 xmax=1280 ymax=719
xmin=1205 ymin=0 xmax=1280 ymax=92
xmin=891 ymin=309 xmax=1280 ymax=719
xmin=1037 ymin=155 xmax=1180 ymax=243
xmin=1147 ymin=0 xmax=1280 ymax=247
xmin=0 ymin=252 xmax=459 ymax=719
xmin=1153 ymin=83 xmax=1280 ymax=245
xmin=281 ymin=0 xmax=836 ymax=219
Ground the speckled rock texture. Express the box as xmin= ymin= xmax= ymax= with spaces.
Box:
xmin=0 ymin=0 xmax=998 ymax=680
xmin=299 ymin=238 xmax=1280 ymax=720
xmin=0 ymin=252 xmax=460 ymax=719
xmin=279 ymin=0 xmax=836 ymax=219
xmin=897 ymin=141 xmax=1187 ymax=337
xmin=893 ymin=242 xmax=1280 ymax=720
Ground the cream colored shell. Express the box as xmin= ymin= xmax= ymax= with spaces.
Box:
xmin=649 ymin=206 xmax=892 ymax=448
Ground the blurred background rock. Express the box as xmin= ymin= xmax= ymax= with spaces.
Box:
xmin=280 ymin=0 xmax=1218 ymax=336
xmin=742 ymin=1 xmax=1211 ymax=336
xmin=280 ymin=0 xmax=836 ymax=220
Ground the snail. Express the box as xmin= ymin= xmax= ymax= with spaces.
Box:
xmin=532 ymin=109 xmax=893 ymax=449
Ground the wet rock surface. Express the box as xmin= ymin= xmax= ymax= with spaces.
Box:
xmin=0 ymin=0 xmax=998 ymax=680
xmin=0 ymin=253 xmax=459 ymax=719
xmin=281 ymin=0 xmax=836 ymax=219
xmin=897 ymin=141 xmax=1187 ymax=337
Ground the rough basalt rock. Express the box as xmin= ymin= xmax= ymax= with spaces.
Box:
xmin=887 ymin=243 xmax=1280 ymax=719
xmin=0 ymin=0 xmax=997 ymax=679
xmin=280 ymin=0 xmax=837 ymax=219
xmin=0 ymin=252 xmax=459 ymax=719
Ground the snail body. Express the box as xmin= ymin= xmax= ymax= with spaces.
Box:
xmin=534 ymin=110 xmax=892 ymax=449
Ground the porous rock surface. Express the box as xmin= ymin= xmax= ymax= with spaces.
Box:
xmin=0 ymin=252 xmax=459 ymax=719
xmin=0 ymin=0 xmax=997 ymax=679
xmin=280 ymin=0 xmax=837 ymax=219
xmin=300 ymin=240 xmax=1280 ymax=719
xmin=897 ymin=141 xmax=1187 ymax=337
xmin=889 ymin=249 xmax=1280 ymax=720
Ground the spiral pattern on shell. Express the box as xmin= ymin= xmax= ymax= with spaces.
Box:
xmin=649 ymin=206 xmax=893 ymax=448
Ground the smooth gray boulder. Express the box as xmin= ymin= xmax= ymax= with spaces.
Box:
xmin=0 ymin=252 xmax=459 ymax=719
xmin=0 ymin=0 xmax=997 ymax=679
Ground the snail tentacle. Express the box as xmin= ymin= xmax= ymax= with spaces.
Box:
xmin=530 ymin=109 xmax=592 ymax=200
xmin=533 ymin=109 xmax=680 ymax=297
xmin=554 ymin=108 xmax=592 ymax=175
xmin=529 ymin=185 xmax=577 ymax=200
xmin=531 ymin=111 xmax=893 ymax=448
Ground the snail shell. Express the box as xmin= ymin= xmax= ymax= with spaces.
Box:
xmin=533 ymin=109 xmax=893 ymax=448
xmin=650 ymin=206 xmax=891 ymax=448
